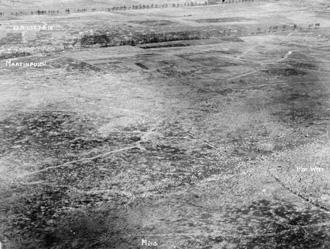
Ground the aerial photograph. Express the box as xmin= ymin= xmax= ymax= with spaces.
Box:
xmin=0 ymin=0 xmax=329 ymax=248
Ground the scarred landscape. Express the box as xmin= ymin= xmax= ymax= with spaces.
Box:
xmin=0 ymin=0 xmax=330 ymax=248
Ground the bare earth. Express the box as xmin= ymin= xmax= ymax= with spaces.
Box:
xmin=0 ymin=1 xmax=330 ymax=249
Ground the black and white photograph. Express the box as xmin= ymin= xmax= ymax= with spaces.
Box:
xmin=0 ymin=0 xmax=329 ymax=248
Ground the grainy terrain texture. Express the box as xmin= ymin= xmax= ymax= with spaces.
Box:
xmin=0 ymin=0 xmax=330 ymax=248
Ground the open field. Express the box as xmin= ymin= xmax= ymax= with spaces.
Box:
xmin=0 ymin=0 xmax=330 ymax=248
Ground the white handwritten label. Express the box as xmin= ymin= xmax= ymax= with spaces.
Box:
xmin=141 ymin=239 xmax=158 ymax=247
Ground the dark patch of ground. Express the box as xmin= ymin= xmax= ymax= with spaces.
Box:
xmin=263 ymin=67 xmax=307 ymax=77
xmin=0 ymin=109 xmax=147 ymax=248
xmin=220 ymin=37 xmax=244 ymax=42
xmin=178 ymin=52 xmax=239 ymax=67
xmin=130 ymin=20 xmax=175 ymax=26
xmin=0 ymin=51 xmax=31 ymax=60
xmin=0 ymin=111 xmax=225 ymax=249
xmin=78 ymin=30 xmax=207 ymax=48
xmin=261 ymin=51 xmax=330 ymax=128
xmin=49 ymin=57 xmax=101 ymax=72
xmin=0 ymin=111 xmax=109 ymax=158
xmin=4 ymin=185 xmax=135 ymax=249
xmin=139 ymin=42 xmax=191 ymax=49
xmin=182 ymin=199 xmax=330 ymax=249
xmin=194 ymin=17 xmax=252 ymax=23
xmin=231 ymin=200 xmax=330 ymax=249
xmin=135 ymin=62 xmax=149 ymax=69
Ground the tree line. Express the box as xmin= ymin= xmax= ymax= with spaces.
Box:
xmin=0 ymin=0 xmax=257 ymax=17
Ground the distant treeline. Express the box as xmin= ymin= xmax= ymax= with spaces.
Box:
xmin=0 ymin=0 xmax=256 ymax=17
